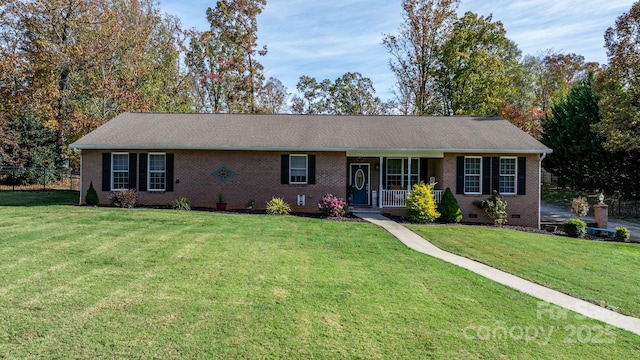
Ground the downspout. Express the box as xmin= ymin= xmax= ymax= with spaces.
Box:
xmin=74 ymin=147 xmax=82 ymax=205
xmin=538 ymin=152 xmax=547 ymax=229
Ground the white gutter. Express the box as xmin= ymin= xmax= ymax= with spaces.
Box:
xmin=69 ymin=144 xmax=554 ymax=155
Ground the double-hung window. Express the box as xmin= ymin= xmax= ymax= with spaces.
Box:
xmin=289 ymin=154 xmax=308 ymax=184
xmin=386 ymin=159 xmax=403 ymax=187
xmin=148 ymin=153 xmax=166 ymax=191
xmin=464 ymin=157 xmax=481 ymax=194
xmin=386 ymin=159 xmax=420 ymax=188
xmin=111 ymin=153 xmax=129 ymax=190
xmin=499 ymin=157 xmax=517 ymax=194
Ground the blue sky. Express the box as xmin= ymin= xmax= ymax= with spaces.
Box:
xmin=159 ymin=0 xmax=635 ymax=100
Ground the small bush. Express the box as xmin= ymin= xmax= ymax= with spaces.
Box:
xmin=614 ymin=226 xmax=631 ymax=242
xmin=438 ymin=187 xmax=462 ymax=223
xmin=405 ymin=182 xmax=440 ymax=223
xmin=85 ymin=181 xmax=99 ymax=206
xmin=563 ymin=218 xmax=586 ymax=238
xmin=473 ymin=191 xmax=508 ymax=227
xmin=318 ymin=193 xmax=347 ymax=218
xmin=571 ymin=196 xmax=589 ymax=217
xmin=266 ymin=197 xmax=291 ymax=216
xmin=173 ymin=197 xmax=191 ymax=211
xmin=110 ymin=189 xmax=137 ymax=208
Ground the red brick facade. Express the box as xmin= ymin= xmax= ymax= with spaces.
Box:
xmin=440 ymin=153 xmax=541 ymax=228
xmin=81 ymin=150 xmax=542 ymax=228
xmin=81 ymin=150 xmax=346 ymax=212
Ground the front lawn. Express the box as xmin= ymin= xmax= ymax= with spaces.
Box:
xmin=0 ymin=190 xmax=79 ymax=206
xmin=408 ymin=225 xmax=640 ymax=318
xmin=1 ymin=195 xmax=638 ymax=358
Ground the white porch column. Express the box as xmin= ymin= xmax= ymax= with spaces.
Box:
xmin=407 ymin=157 xmax=412 ymax=192
xmin=379 ymin=156 xmax=383 ymax=208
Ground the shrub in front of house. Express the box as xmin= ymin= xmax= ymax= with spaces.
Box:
xmin=438 ymin=187 xmax=462 ymax=223
xmin=473 ymin=191 xmax=508 ymax=227
xmin=563 ymin=218 xmax=586 ymax=238
xmin=266 ymin=197 xmax=291 ymax=215
xmin=614 ymin=226 xmax=631 ymax=242
xmin=110 ymin=189 xmax=137 ymax=208
xmin=318 ymin=193 xmax=347 ymax=219
xmin=173 ymin=197 xmax=191 ymax=211
xmin=85 ymin=181 xmax=99 ymax=206
xmin=405 ymin=182 xmax=440 ymax=223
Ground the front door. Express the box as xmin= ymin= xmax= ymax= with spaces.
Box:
xmin=350 ymin=164 xmax=369 ymax=205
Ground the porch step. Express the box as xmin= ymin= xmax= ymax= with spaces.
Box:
xmin=350 ymin=207 xmax=381 ymax=215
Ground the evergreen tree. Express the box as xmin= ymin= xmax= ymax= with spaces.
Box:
xmin=85 ymin=181 xmax=99 ymax=206
xmin=541 ymin=74 xmax=622 ymax=192
xmin=438 ymin=187 xmax=462 ymax=223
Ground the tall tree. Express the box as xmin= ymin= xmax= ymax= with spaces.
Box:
xmin=542 ymin=74 xmax=621 ymax=192
xmin=256 ymin=77 xmax=289 ymax=114
xmin=291 ymin=76 xmax=331 ymax=114
xmin=383 ymin=0 xmax=460 ymax=115
xmin=328 ymin=72 xmax=385 ymax=115
xmin=204 ymin=0 xmax=267 ymax=113
xmin=0 ymin=0 xmax=192 ymax=169
xmin=291 ymin=73 xmax=386 ymax=115
xmin=526 ymin=52 xmax=599 ymax=114
xmin=595 ymin=1 xmax=640 ymax=152
xmin=436 ymin=12 xmax=521 ymax=116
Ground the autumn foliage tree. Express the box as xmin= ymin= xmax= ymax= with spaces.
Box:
xmin=0 ymin=0 xmax=192 ymax=171
xmin=201 ymin=0 xmax=268 ymax=113
xmin=595 ymin=1 xmax=640 ymax=152
xmin=383 ymin=0 xmax=460 ymax=115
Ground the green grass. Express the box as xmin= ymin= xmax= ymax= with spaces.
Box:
xmin=408 ymin=225 xmax=640 ymax=319
xmin=0 ymin=190 xmax=79 ymax=206
xmin=0 ymin=192 xmax=639 ymax=358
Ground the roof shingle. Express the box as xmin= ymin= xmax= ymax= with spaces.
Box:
xmin=70 ymin=113 xmax=551 ymax=153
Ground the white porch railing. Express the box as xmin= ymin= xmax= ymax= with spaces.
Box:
xmin=380 ymin=189 xmax=443 ymax=208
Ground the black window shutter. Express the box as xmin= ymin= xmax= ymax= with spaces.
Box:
xmin=420 ymin=158 xmax=428 ymax=183
xmin=281 ymin=155 xmax=289 ymax=184
xmin=138 ymin=153 xmax=148 ymax=191
xmin=517 ymin=156 xmax=526 ymax=195
xmin=382 ymin=157 xmax=387 ymax=190
xmin=456 ymin=156 xmax=464 ymax=194
xmin=166 ymin=153 xmax=174 ymax=192
xmin=102 ymin=153 xmax=111 ymax=191
xmin=128 ymin=153 xmax=137 ymax=189
xmin=308 ymin=155 xmax=316 ymax=184
xmin=490 ymin=157 xmax=499 ymax=194
xmin=483 ymin=157 xmax=492 ymax=195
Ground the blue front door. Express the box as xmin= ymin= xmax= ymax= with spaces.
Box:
xmin=350 ymin=164 xmax=369 ymax=205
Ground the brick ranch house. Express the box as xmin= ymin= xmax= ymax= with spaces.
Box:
xmin=70 ymin=112 xmax=552 ymax=227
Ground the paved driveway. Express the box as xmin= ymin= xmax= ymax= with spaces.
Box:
xmin=540 ymin=201 xmax=640 ymax=242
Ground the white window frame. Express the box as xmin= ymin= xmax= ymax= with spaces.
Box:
xmin=289 ymin=154 xmax=308 ymax=184
xmin=386 ymin=158 xmax=403 ymax=187
xmin=148 ymin=153 xmax=166 ymax=191
xmin=464 ymin=156 xmax=482 ymax=195
xmin=111 ymin=153 xmax=129 ymax=191
xmin=386 ymin=158 xmax=420 ymax=188
xmin=499 ymin=157 xmax=517 ymax=195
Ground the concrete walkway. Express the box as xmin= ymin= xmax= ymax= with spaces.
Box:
xmin=541 ymin=200 xmax=640 ymax=241
xmin=353 ymin=212 xmax=640 ymax=337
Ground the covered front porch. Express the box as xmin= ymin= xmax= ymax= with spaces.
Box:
xmin=346 ymin=151 xmax=445 ymax=209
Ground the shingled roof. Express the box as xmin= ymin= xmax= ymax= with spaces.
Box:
xmin=70 ymin=112 xmax=551 ymax=154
